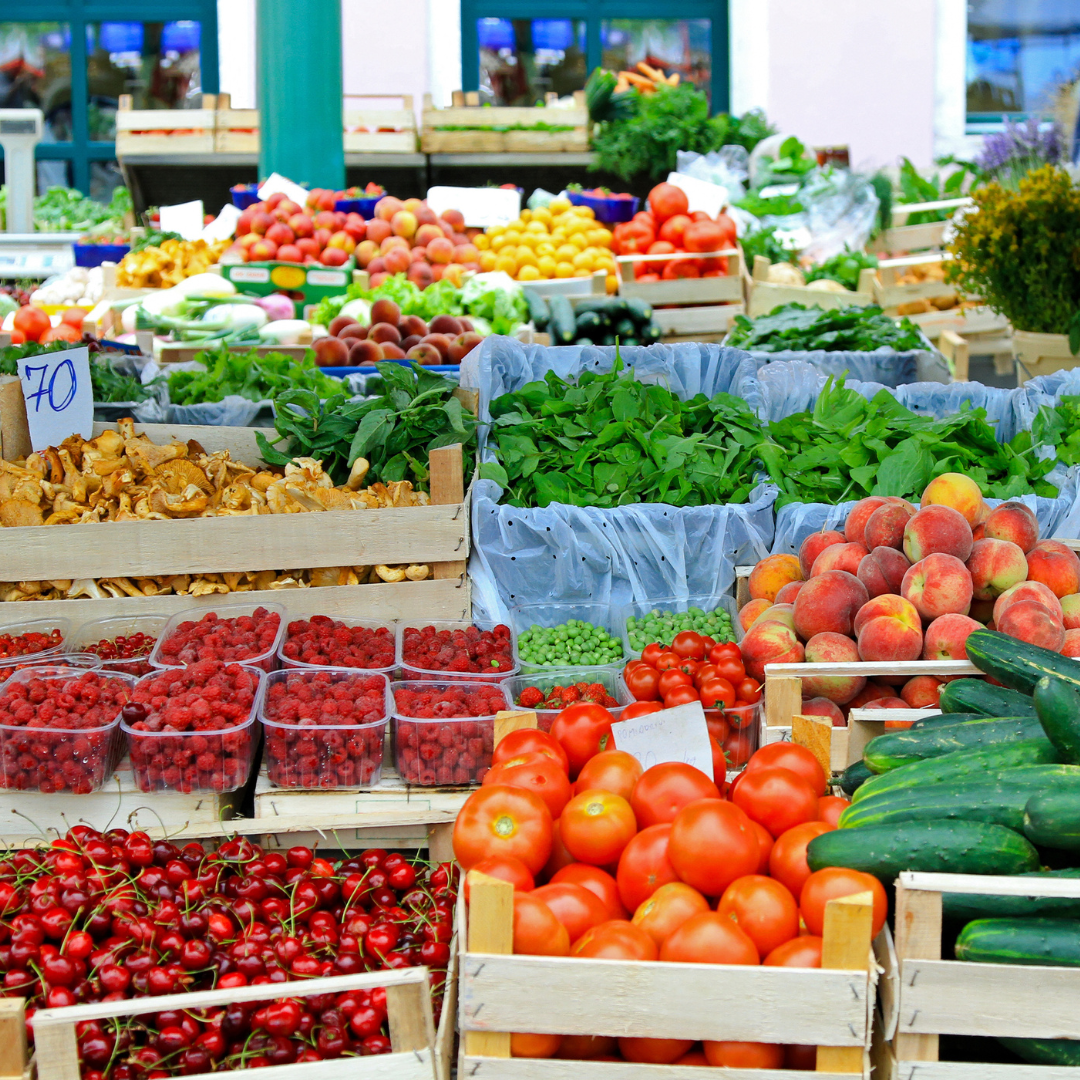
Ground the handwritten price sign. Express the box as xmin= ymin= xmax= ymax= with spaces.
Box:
xmin=611 ymin=700 xmax=715 ymax=780
xmin=16 ymin=346 xmax=94 ymax=451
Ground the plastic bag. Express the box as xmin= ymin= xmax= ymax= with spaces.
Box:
xmin=796 ymin=170 xmax=880 ymax=264
xmin=675 ymin=146 xmax=749 ymax=203
xmin=1014 ymin=368 xmax=1080 ymax=435
xmin=751 ymin=349 xmax=925 ymax=388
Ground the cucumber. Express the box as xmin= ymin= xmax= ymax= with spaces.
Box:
xmin=956 ymin=917 xmax=1080 ymax=967
xmin=939 ymin=678 xmax=1035 ymax=718
xmin=966 ymin=628 xmax=1080 ymax=695
xmin=1024 ymin=788 xmax=1080 ymax=850
xmin=839 ymin=766 xmax=1080 ymax=831
xmin=805 ymin=820 xmax=1040 ymax=880
xmin=641 ymin=323 xmax=661 ymax=343
xmin=909 ymin=712 xmax=986 ymax=729
xmin=852 ymin=739 xmax=1059 ymax=804
xmin=839 ymin=759 xmax=875 ymax=796
xmin=548 ymin=295 xmax=576 ymax=344
xmin=614 ymin=317 xmax=637 ymax=341
xmin=863 ymin=716 xmax=1045 ymax=773
xmin=1034 ymin=675 xmax=1080 ymax=765
xmin=999 ymin=1038 xmax=1080 ymax=1067
xmin=624 ymin=296 xmax=653 ymax=324
xmin=522 ymin=289 xmax=549 ymax=330
xmin=943 ymin=869 xmax=1080 ymax=921
xmin=574 ymin=297 xmax=627 ymax=317
xmin=574 ymin=310 xmax=604 ymax=336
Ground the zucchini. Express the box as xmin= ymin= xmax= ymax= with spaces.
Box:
xmin=624 ymin=296 xmax=653 ymax=324
xmin=999 ymin=1038 xmax=1080 ymax=1067
xmin=574 ymin=297 xmax=627 ymax=317
xmin=574 ymin=310 xmax=604 ymax=335
xmin=909 ymin=712 xmax=986 ymax=728
xmin=522 ymin=289 xmax=549 ymax=330
xmin=614 ymin=318 xmax=637 ymax=341
xmin=1034 ymin=674 xmax=1080 ymax=764
xmin=943 ymin=869 xmax=1080 ymax=921
xmin=839 ymin=766 xmax=1080 ymax=831
xmin=805 ymin=820 xmax=1040 ymax=880
xmin=938 ymin=678 xmax=1035 ymax=718
xmin=863 ymin=716 xmax=1045 ymax=773
xmin=852 ymin=738 xmax=1060 ymax=804
xmin=641 ymin=323 xmax=662 ymax=343
xmin=966 ymin=628 xmax=1080 ymax=695
xmin=839 ymin=759 xmax=874 ymax=796
xmin=1024 ymin=788 xmax=1080 ymax=850
xmin=548 ymin=295 xmax=576 ymax=344
xmin=956 ymin=917 xmax=1080 ymax=967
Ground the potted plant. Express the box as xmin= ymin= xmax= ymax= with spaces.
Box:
xmin=948 ymin=164 xmax=1080 ymax=383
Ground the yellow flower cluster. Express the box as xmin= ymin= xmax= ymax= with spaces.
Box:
xmin=475 ymin=197 xmax=617 ymax=292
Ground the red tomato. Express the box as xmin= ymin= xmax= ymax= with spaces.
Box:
xmin=749 ymin=819 xmax=773 ymax=875
xmin=737 ymin=677 xmax=762 ymax=704
xmin=698 ymin=677 xmax=735 ymax=709
xmin=668 ymin=799 xmax=759 ymax=897
xmin=654 ymin=650 xmax=682 ymax=671
xmin=710 ymin=655 xmax=746 ymax=685
xmin=683 ymin=219 xmax=726 ymax=253
xmin=717 ymin=875 xmax=799 ymax=958
xmin=620 ymin=701 xmax=663 ymax=720
xmin=543 ymin=819 xmax=575 ymax=879
xmin=13 ymin=306 xmax=49 ymax=342
xmin=663 ymin=684 xmax=700 ymax=709
xmin=463 ymin=856 xmax=534 ymax=900
xmin=60 ymin=306 xmax=88 ymax=329
xmin=623 ymin=659 xmax=645 ymax=675
xmin=818 ymin=795 xmax=851 ymax=827
xmin=659 ymin=911 xmax=760 ymax=964
xmin=671 ymin=630 xmax=706 ymax=661
xmin=631 ymin=762 xmax=720 ymax=828
xmin=726 ymin=703 xmax=758 ymax=732
xmin=632 ymin=881 xmax=708 ymax=947
xmin=560 ymin=790 xmax=637 ymax=866
xmin=551 ymin=864 xmax=627 ymax=920
xmin=511 ymin=1033 xmax=562 ymax=1058
xmin=676 ymin=657 xmax=700 ymax=678
xmin=550 ymin=703 xmax=613 ymax=778
xmin=708 ymin=641 xmax=741 ymax=665
xmin=39 ymin=324 xmax=81 ymax=343
xmin=624 ymin=663 xmax=660 ymax=701
xmin=615 ymin=823 xmax=678 ymax=912
xmin=618 ymin=1037 xmax=693 ymax=1065
xmin=705 ymin=710 xmax=729 ymax=746
xmin=640 ymin=643 xmax=665 ymax=667
xmin=764 ymin=935 xmax=822 ymax=968
xmin=483 ymin=754 xmax=573 ymax=819
xmin=657 ymin=213 xmax=692 ymax=247
xmin=657 ymin=668 xmax=692 ymax=698
xmin=530 ymin=883 xmax=609 ymax=943
xmin=709 ymin=736 xmax=727 ymax=787
xmin=694 ymin=663 xmax=720 ymax=688
xmin=745 ymin=742 xmax=828 ymax=796
xmin=7 ymin=330 xmax=25 ymax=345
xmin=722 ymin=729 xmax=754 ymax=768
xmin=647 ymin=182 xmax=689 ymax=223
xmin=574 ymin=749 xmax=642 ymax=801
xmin=571 ymin=920 xmax=657 ymax=960
xmin=703 ymin=1042 xmax=783 ymax=1069
xmin=512 ymin=893 xmax=569 ymax=955
xmin=492 ymin=728 xmax=569 ymax=773
xmin=801 ymin=868 xmax=888 ymax=938
xmin=732 ymin=766 xmax=820 ymax=838
xmin=453 ymin=785 xmax=553 ymax=875
xmin=768 ymin=821 xmax=833 ymax=899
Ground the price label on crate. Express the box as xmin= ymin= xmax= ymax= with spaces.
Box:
xmin=612 ymin=700 xmax=714 ymax=779
xmin=16 ymin=346 xmax=94 ymax=451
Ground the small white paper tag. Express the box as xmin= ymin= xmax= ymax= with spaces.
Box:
xmin=426 ymin=185 xmax=520 ymax=228
xmin=17 ymin=346 xmax=94 ymax=450
xmin=611 ymin=700 xmax=714 ymax=780
xmin=158 ymin=200 xmax=205 ymax=241
xmin=201 ymin=203 xmax=241 ymax=242
xmin=257 ymin=173 xmax=310 ymax=207
xmin=666 ymin=171 xmax=728 ymax=218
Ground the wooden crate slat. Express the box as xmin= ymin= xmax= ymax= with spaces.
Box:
xmin=115 ymin=109 xmax=215 ymax=131
xmin=462 ymin=1062 xmax=862 ymax=1079
xmin=886 ymin=1066 xmax=1080 ymax=1080
xmin=423 ymin=106 xmax=587 ymax=127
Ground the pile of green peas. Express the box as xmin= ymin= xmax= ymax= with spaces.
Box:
xmin=625 ymin=605 xmax=735 ymax=653
xmin=517 ymin=619 xmax=624 ymax=668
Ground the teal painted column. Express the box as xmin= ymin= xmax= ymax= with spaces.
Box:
xmin=256 ymin=0 xmax=344 ymax=188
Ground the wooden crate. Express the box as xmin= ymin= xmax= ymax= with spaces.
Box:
xmin=653 ymin=301 xmax=745 ymax=340
xmin=748 ymin=256 xmax=876 ymax=318
xmin=115 ymin=94 xmax=216 ymax=156
xmin=877 ymin=871 xmax=1080 ymax=1080
xmin=1013 ymin=330 xmax=1078 ymax=386
xmin=869 ymin=198 xmax=973 ymax=258
xmin=155 ymin=342 xmax=313 ymax=365
xmin=458 ymin=874 xmax=879 ymax=1078
xmin=344 ymin=95 xmax=419 ymax=153
xmin=213 ymin=92 xmax=259 ymax=153
xmin=873 ymin=253 xmax=958 ymax=314
xmin=616 ymin=248 xmax=744 ymax=307
xmin=421 ymin=92 xmax=588 ymax=154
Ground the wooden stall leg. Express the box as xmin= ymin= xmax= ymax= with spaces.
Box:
xmin=386 ymin=978 xmax=437 ymax=1075
xmin=893 ymin=880 xmax=942 ymax=1063
xmin=464 ymin=874 xmax=514 ymax=1059
xmin=494 ymin=709 xmax=538 ymax=747
xmin=429 ymin=444 xmax=467 ymax=583
xmin=0 ymin=999 xmax=27 ymax=1080
xmin=816 ymin=892 xmax=874 ymax=1073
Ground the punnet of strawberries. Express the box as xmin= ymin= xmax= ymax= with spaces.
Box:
xmin=517 ymin=682 xmax=619 ymax=711
xmin=0 ymin=828 xmax=457 ymax=1076
xmin=280 ymin=618 xmax=394 ymax=671
xmin=155 ymin=608 xmax=283 ymax=671
xmin=400 ymin=623 xmax=514 ymax=677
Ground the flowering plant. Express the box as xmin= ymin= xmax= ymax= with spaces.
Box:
xmin=975 ymin=118 xmax=1063 ymax=190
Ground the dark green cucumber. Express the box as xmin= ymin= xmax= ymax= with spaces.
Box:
xmin=909 ymin=712 xmax=987 ymax=728
xmin=943 ymin=869 xmax=1080 ymax=921
xmin=624 ymin=296 xmax=653 ymax=324
xmin=1034 ymin=675 xmax=1080 ymax=765
xmin=966 ymin=628 xmax=1080 ymax=695
xmin=1024 ymin=787 xmax=1080 ymax=850
xmin=806 ymin=820 xmax=1040 ymax=880
xmin=852 ymin=739 xmax=1059 ymax=804
xmin=839 ymin=759 xmax=874 ymax=796
xmin=956 ymin=917 xmax=1080 ymax=967
xmin=522 ymin=289 xmax=549 ymax=330
xmin=863 ymin=716 xmax=1044 ymax=773
xmin=548 ymin=294 xmax=576 ymax=344
xmin=938 ymin=677 xmax=1036 ymax=718
xmin=839 ymin=766 xmax=1080 ymax=831
xmin=573 ymin=297 xmax=626 ymax=317
xmin=999 ymin=1038 xmax=1080 ymax=1067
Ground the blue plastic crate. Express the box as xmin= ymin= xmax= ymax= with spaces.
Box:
xmin=74 ymin=243 xmax=130 ymax=268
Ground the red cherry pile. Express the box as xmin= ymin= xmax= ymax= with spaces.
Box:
xmin=124 ymin=663 xmax=260 ymax=793
xmin=83 ymin=633 xmax=158 ymax=677
xmin=280 ymin=618 xmax=394 ymax=670
xmin=0 ymin=828 xmax=457 ymax=1078
xmin=262 ymin=671 xmax=388 ymax=789
xmin=0 ymin=628 xmax=63 ymax=659
xmin=400 ymin=624 xmax=514 ymax=677
xmin=0 ymin=671 xmax=130 ymax=794
xmin=156 ymin=609 xmax=282 ymax=671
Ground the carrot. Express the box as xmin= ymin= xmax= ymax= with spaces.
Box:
xmin=636 ymin=61 xmax=664 ymax=82
xmin=622 ymin=71 xmax=656 ymax=90
xmin=668 ymin=72 xmax=681 ymax=86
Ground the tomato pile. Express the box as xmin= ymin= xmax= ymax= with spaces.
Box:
xmin=0 ymin=828 xmax=456 ymax=1077
xmin=154 ymin=609 xmax=283 ymax=672
xmin=454 ymin=730 xmax=880 ymax=1067
xmin=280 ymin=618 xmax=394 ymax=671
xmin=82 ymin=634 xmax=157 ymax=677
xmin=399 ymin=624 xmax=514 ymax=678
xmin=0 ymin=627 xmax=63 ymax=660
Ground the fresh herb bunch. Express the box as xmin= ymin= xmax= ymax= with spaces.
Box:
xmin=740 ymin=226 xmax=796 ymax=267
xmin=728 ymin=304 xmax=925 ymax=353
xmin=1033 ymin=396 xmax=1080 ymax=467
xmin=167 ymin=347 xmax=341 ymax=405
xmin=975 ymin=118 xmax=1062 ymax=191
xmin=805 ymin=249 xmax=879 ymax=292
xmin=718 ymin=109 xmax=776 ymax=152
xmin=131 ymin=230 xmax=183 ymax=253
xmin=734 ymin=191 xmax=804 ymax=218
xmin=948 ymin=165 xmax=1080 ymax=336
xmin=759 ymin=376 xmax=1057 ymax=508
xmin=91 ymin=359 xmax=154 ymax=403
xmin=258 ymin=361 xmax=476 ymax=489
xmin=897 ymin=156 xmax=981 ymax=223
xmin=27 ymin=185 xmax=131 ymax=232
xmin=751 ymin=135 xmax=817 ymax=188
xmin=479 ymin=353 xmax=764 ymax=508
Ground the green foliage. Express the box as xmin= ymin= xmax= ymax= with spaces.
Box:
xmin=167 ymin=347 xmax=341 ymax=405
xmin=0 ymin=339 xmax=74 ymax=376
xmin=727 ymin=304 xmax=925 ymax=353
xmin=1033 ymin=396 xmax=1080 ymax=465
xmin=131 ymin=230 xmax=183 ymax=253
xmin=90 ymin=358 xmax=155 ymax=403
xmin=897 ymin=156 xmax=981 ymax=223
xmin=740 ymin=226 xmax=796 ymax=267
xmin=753 ymin=135 xmax=817 ymax=187
xmin=946 ymin=165 xmax=1080 ymax=334
xmin=805 ymin=250 xmax=879 ymax=292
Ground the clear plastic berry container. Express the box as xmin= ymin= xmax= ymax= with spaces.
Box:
xmin=396 ymin=620 xmax=518 ymax=683
xmin=510 ymin=602 xmax=626 ymax=676
xmin=706 ymin=701 xmax=761 ymax=772
xmin=277 ymin=616 xmax=397 ymax=673
xmin=0 ymin=664 xmax=134 ymax=793
xmin=260 ymin=668 xmax=391 ymax=789
xmin=68 ymin=614 xmax=170 ymax=678
xmin=0 ymin=617 xmax=71 ymax=664
xmin=150 ymin=602 xmax=287 ymax=673
xmin=0 ymin=651 xmax=101 ymax=687
xmin=122 ymin=662 xmax=264 ymax=794
xmin=618 ymin=594 xmax=742 ymax=658
xmin=391 ymin=680 xmax=512 ymax=786
xmin=503 ymin=666 xmax=633 ymax=732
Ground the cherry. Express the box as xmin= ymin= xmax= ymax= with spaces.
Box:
xmin=146 ymin=966 xmax=177 ymax=994
xmin=155 ymin=1026 xmax=192 ymax=1054
xmin=361 ymin=1033 xmax=392 ymax=1055
xmin=180 ymin=939 xmax=211 ymax=970
xmin=98 ymin=964 xmax=130 ymax=993
xmin=348 ymin=1006 xmax=383 ymax=1039
xmin=45 ymin=985 xmax=75 ymax=1008
xmin=179 ymin=1047 xmax=212 ymax=1075
xmin=41 ymin=954 xmax=76 ymax=987
xmin=286 ymin=847 xmax=313 ymax=870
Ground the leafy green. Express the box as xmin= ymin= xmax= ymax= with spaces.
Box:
xmin=167 ymin=347 xmax=342 ymax=405
xmin=258 ymin=361 xmax=477 ymax=488
xmin=740 ymin=226 xmax=796 ymax=268
xmin=897 ymin=156 xmax=982 ymax=223
xmin=1033 ymin=396 xmax=1080 ymax=465
xmin=733 ymin=191 xmax=804 ymax=217
xmin=753 ymin=136 xmax=817 ymax=188
xmin=805 ymin=249 xmax=879 ymax=292
xmin=11 ymin=185 xmax=132 ymax=233
xmin=0 ymin=339 xmax=76 ymax=376
xmin=727 ymin=303 xmax=926 ymax=353
xmin=91 ymin=359 xmax=155 ymax=403
xmin=131 ymin=229 xmax=182 ymax=253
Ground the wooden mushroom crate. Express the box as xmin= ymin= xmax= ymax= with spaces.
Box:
xmin=875 ymin=871 xmax=1080 ymax=1080
xmin=748 ymin=256 xmax=876 ymax=319
xmin=344 ymin=96 xmax=419 ymax=153
xmin=873 ymin=253 xmax=958 ymax=315
xmin=114 ymin=94 xmax=217 ymax=156
xmin=458 ymin=874 xmax=880 ymax=1078
xmin=421 ymin=92 xmax=588 ymax=154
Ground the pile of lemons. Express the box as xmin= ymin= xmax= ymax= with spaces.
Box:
xmin=475 ymin=197 xmax=617 ymax=291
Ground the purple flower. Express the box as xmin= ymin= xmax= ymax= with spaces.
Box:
xmin=976 ymin=117 xmax=1062 ymax=178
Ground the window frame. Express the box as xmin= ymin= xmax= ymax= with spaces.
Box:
xmin=461 ymin=0 xmax=729 ymax=114
xmin=1 ymin=0 xmax=218 ymax=193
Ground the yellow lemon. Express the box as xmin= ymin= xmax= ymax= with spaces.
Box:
xmin=526 ymin=220 xmax=547 ymax=235
xmin=520 ymin=208 xmax=532 ymax=223
xmin=555 ymin=243 xmax=578 ymax=262
xmin=495 ymin=254 xmax=518 ymax=275
xmin=575 ymin=205 xmax=596 ymax=219
xmin=517 ymin=263 xmax=541 ymax=281
xmin=572 ymin=250 xmax=595 ymax=270
xmin=503 ymin=229 xmax=521 ymax=246
xmin=479 ymin=251 xmax=498 ymax=272
xmin=535 ymin=241 xmax=556 ymax=258
xmin=606 ymin=273 xmax=619 ymax=294
xmin=554 ymin=260 xmax=575 ymax=278
xmin=549 ymin=196 xmax=571 ymax=214
xmin=569 ymin=232 xmax=588 ymax=251
xmin=487 ymin=225 xmax=505 ymax=238
xmin=490 ymin=233 xmax=508 ymax=252
xmin=537 ymin=254 xmax=557 ymax=277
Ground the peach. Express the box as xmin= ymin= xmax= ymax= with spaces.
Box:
xmin=983 ymin=501 xmax=1039 ymax=553
xmin=966 ymin=538 xmax=1028 ymax=601
xmin=854 ymin=594 xmax=921 ymax=637
xmin=354 ymin=239 xmax=379 ymax=268
xmin=1063 ymin=629 xmax=1080 ymax=658
xmin=319 ymin=247 xmax=349 ymax=267
xmin=922 ymin=613 xmax=982 ymax=660
xmin=391 ymin=210 xmax=418 ymax=239
xmin=972 ymin=524 xmax=985 ymax=543
xmin=858 ymin=547 xmax=911 ymax=598
xmin=861 ymin=697 xmax=911 ymax=710
xmin=800 ymin=698 xmax=845 ymax=727
xmin=739 ymin=599 xmax=771 ymax=632
xmin=366 ymin=219 xmax=392 ymax=245
xmin=750 ymin=604 xmax=795 ymax=632
xmin=1061 ymin=594 xmax=1080 ymax=630
xmin=798 ymin=530 xmax=845 ymax=578
xmin=847 ymin=681 xmax=894 ymax=709
xmin=811 ymin=542 xmax=868 ymax=578
xmin=975 ymin=500 xmax=992 ymax=525
xmin=844 ymin=497 xmax=888 ymax=547
xmin=998 ymin=600 xmax=1065 ymax=652
xmin=902 ymin=553 xmax=973 ymax=620
xmin=774 ymin=580 xmax=803 ymax=605
xmin=739 ymin=622 xmax=805 ymax=682
xmin=375 ymin=196 xmax=404 ymax=221
xmin=792 ymin=571 xmax=869 ymax=640
xmin=748 ymin=554 xmax=804 ymax=603
xmin=858 ymin=614 xmax=923 ymax=663
xmin=970 ymin=599 xmax=995 ymax=625
xmin=801 ymin=632 xmax=865 ymax=704
xmin=370 ymin=298 xmax=402 ymax=326
xmin=312 ymin=336 xmax=348 ymax=366
xmin=901 ymin=676 xmax=943 ymax=708
xmin=921 ymin=472 xmax=984 ymax=525
xmin=1026 ymin=540 xmax=1080 ymax=598
xmin=415 ymin=224 xmax=444 ymax=248
xmin=864 ymin=502 xmax=917 ymax=551
xmin=427 ymin=236 xmax=454 ymax=264
xmin=327 ymin=315 xmax=357 ymax=337
xmin=903 ymin=505 xmax=973 ymax=563
xmin=994 ymin=580 xmax=1063 ymax=624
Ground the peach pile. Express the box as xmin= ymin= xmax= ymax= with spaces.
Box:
xmin=738 ymin=472 xmax=1080 ymax=724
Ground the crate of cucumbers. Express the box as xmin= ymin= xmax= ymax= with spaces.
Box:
xmin=525 ymin=292 xmax=662 ymax=347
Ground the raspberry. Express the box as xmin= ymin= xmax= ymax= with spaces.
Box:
xmin=400 ymin=624 xmax=515 ymax=678
xmin=155 ymin=607 xmax=282 ymax=671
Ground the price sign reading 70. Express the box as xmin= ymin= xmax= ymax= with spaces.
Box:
xmin=16 ymin=346 xmax=94 ymax=450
